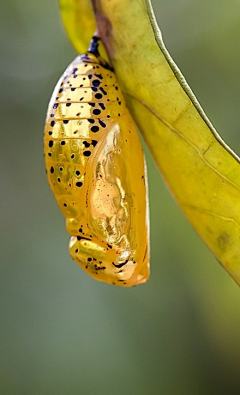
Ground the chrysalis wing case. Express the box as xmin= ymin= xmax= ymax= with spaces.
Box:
xmin=44 ymin=37 xmax=150 ymax=286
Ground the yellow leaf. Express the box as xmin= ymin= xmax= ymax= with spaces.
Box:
xmin=59 ymin=0 xmax=108 ymax=59
xmin=59 ymin=0 xmax=240 ymax=286
xmin=59 ymin=0 xmax=95 ymax=53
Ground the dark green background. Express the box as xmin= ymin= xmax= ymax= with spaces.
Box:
xmin=1 ymin=1 xmax=240 ymax=394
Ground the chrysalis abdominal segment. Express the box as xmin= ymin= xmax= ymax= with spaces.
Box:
xmin=44 ymin=36 xmax=150 ymax=286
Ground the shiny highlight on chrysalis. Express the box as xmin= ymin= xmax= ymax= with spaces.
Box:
xmin=44 ymin=36 xmax=150 ymax=286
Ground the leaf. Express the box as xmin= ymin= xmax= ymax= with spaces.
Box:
xmin=59 ymin=0 xmax=108 ymax=59
xmin=59 ymin=0 xmax=240 ymax=286
xmin=59 ymin=0 xmax=95 ymax=53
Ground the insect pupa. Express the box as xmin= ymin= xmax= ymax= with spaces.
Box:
xmin=44 ymin=36 xmax=150 ymax=286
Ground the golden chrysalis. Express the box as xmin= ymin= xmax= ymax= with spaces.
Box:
xmin=44 ymin=37 xmax=150 ymax=286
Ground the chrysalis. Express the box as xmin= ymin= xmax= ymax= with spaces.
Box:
xmin=44 ymin=37 xmax=150 ymax=286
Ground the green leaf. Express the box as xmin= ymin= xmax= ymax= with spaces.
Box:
xmin=59 ymin=0 xmax=240 ymax=286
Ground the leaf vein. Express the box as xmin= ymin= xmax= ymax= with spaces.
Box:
xmin=127 ymin=94 xmax=240 ymax=192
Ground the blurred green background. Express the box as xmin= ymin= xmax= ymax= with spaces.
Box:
xmin=1 ymin=0 xmax=240 ymax=394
